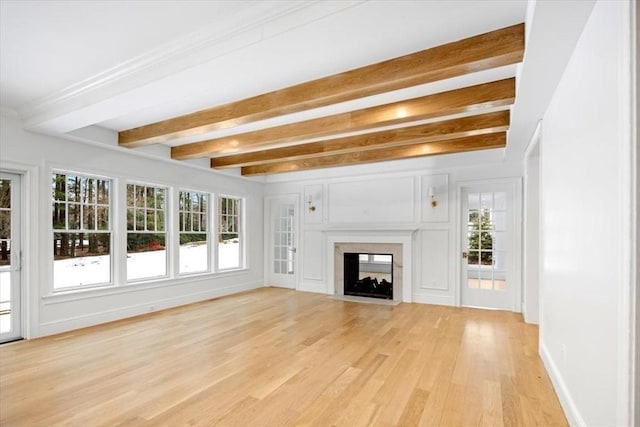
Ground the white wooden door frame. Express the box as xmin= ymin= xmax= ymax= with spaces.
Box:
xmin=264 ymin=194 xmax=299 ymax=289
xmin=0 ymin=172 xmax=22 ymax=343
xmin=455 ymin=177 xmax=522 ymax=311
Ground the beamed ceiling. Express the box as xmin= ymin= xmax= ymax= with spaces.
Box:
xmin=118 ymin=23 xmax=524 ymax=176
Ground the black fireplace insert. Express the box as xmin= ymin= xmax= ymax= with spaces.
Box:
xmin=343 ymin=253 xmax=393 ymax=299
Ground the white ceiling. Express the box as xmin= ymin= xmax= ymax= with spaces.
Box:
xmin=0 ymin=0 xmax=595 ymax=175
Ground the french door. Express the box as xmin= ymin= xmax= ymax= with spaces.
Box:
xmin=461 ymin=182 xmax=518 ymax=310
xmin=0 ymin=172 xmax=22 ymax=343
xmin=268 ymin=195 xmax=298 ymax=289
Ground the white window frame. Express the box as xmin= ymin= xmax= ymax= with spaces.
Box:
xmin=216 ymin=195 xmax=244 ymax=271
xmin=51 ymin=170 xmax=114 ymax=292
xmin=125 ymin=182 xmax=169 ymax=282
xmin=178 ymin=189 xmax=211 ymax=275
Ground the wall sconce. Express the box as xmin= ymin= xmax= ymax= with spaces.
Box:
xmin=428 ymin=186 xmax=438 ymax=208
xmin=307 ymin=195 xmax=316 ymax=212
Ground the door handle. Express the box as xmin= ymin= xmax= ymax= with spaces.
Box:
xmin=462 ymin=252 xmax=468 ymax=259
xmin=289 ymin=247 xmax=296 ymax=253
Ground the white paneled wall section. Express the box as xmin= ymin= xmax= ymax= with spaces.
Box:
xmin=266 ymin=162 xmax=522 ymax=306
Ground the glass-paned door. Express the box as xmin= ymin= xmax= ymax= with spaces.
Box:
xmin=0 ymin=172 xmax=22 ymax=343
xmin=461 ymin=184 xmax=516 ymax=310
xmin=269 ymin=195 xmax=297 ymax=289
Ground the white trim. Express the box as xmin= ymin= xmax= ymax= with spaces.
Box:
xmin=25 ymin=121 xmax=265 ymax=183
xmin=617 ymin=1 xmax=636 ymax=425
xmin=20 ymin=2 xmax=311 ymax=114
xmin=540 ymin=341 xmax=586 ymax=427
xmin=0 ymin=171 xmax=22 ymax=343
xmin=296 ymin=281 xmax=326 ymax=294
xmin=524 ymin=120 xmax=542 ymax=159
xmin=38 ymin=280 xmax=262 ymax=337
xmin=411 ymin=293 xmax=455 ymax=306
xmin=0 ymin=160 xmax=39 ymax=339
xmin=522 ymin=120 xmax=541 ymax=324
xmin=41 ymin=268 xmax=252 ymax=304
xmin=19 ymin=1 xmax=363 ymax=134
xmin=631 ymin=1 xmax=639 ymax=425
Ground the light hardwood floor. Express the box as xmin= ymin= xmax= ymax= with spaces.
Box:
xmin=0 ymin=288 xmax=566 ymax=426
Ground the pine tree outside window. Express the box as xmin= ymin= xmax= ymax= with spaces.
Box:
xmin=217 ymin=196 xmax=242 ymax=270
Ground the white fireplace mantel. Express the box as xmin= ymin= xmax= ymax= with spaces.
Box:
xmin=325 ymin=230 xmax=416 ymax=303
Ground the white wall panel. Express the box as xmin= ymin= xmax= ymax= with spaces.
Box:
xmin=302 ymin=231 xmax=323 ymax=281
xmin=328 ymin=177 xmax=414 ymax=224
xmin=419 ymin=230 xmax=449 ymax=290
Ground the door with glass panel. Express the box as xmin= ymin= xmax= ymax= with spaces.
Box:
xmin=269 ymin=195 xmax=298 ymax=289
xmin=0 ymin=173 xmax=22 ymax=343
xmin=461 ymin=184 xmax=516 ymax=310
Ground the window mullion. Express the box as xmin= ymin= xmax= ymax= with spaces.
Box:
xmin=114 ymin=178 xmax=127 ymax=286
xmin=168 ymin=186 xmax=178 ymax=278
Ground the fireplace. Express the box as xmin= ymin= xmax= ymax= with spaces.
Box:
xmin=331 ymin=240 xmax=406 ymax=302
xmin=343 ymin=253 xmax=393 ymax=299
xmin=326 ymin=231 xmax=415 ymax=303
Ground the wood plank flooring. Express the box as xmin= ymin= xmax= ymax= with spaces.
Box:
xmin=0 ymin=288 xmax=567 ymax=426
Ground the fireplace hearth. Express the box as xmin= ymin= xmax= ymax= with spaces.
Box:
xmin=344 ymin=252 xmax=393 ymax=299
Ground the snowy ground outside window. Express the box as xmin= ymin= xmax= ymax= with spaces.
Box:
xmin=53 ymin=241 xmax=241 ymax=289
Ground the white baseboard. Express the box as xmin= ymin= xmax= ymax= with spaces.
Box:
xmin=411 ymin=293 xmax=455 ymax=306
xmin=297 ymin=281 xmax=326 ymax=294
xmin=540 ymin=340 xmax=586 ymax=426
xmin=38 ymin=281 xmax=262 ymax=337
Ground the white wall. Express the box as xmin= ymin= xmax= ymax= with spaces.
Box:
xmin=265 ymin=158 xmax=522 ymax=307
xmin=523 ymin=134 xmax=540 ymax=324
xmin=539 ymin=1 xmax=634 ymax=425
xmin=0 ymin=114 xmax=265 ymax=338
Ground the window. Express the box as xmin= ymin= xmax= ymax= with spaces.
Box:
xmin=127 ymin=184 xmax=167 ymax=281
xmin=466 ymin=191 xmax=507 ymax=290
xmin=218 ymin=196 xmax=242 ymax=270
xmin=179 ymin=191 xmax=208 ymax=274
xmin=52 ymin=173 xmax=111 ymax=289
xmin=358 ymin=254 xmax=392 ymax=263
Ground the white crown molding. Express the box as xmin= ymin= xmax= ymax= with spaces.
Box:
xmin=21 ymin=0 xmax=364 ymax=131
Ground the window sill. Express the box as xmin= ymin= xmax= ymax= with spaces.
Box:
xmin=42 ymin=268 xmax=251 ymax=304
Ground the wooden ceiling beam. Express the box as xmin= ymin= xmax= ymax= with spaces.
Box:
xmin=118 ymin=23 xmax=524 ymax=148
xmin=240 ymin=132 xmax=506 ymax=176
xmin=211 ymin=110 xmax=510 ymax=169
xmin=172 ymin=78 xmax=515 ymax=160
